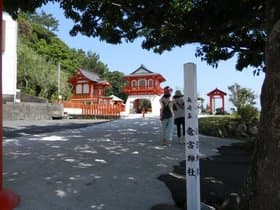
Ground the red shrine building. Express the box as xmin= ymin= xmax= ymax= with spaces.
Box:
xmin=123 ymin=65 xmax=166 ymax=116
xmin=63 ymin=68 xmax=123 ymax=115
xmin=207 ymin=88 xmax=227 ymax=113
xmin=68 ymin=68 xmax=111 ymax=103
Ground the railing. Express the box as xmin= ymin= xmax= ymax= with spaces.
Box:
xmin=70 ymin=94 xmax=111 ymax=101
xmin=61 ymin=101 xmax=123 ymax=117
xmin=123 ymin=87 xmax=163 ymax=95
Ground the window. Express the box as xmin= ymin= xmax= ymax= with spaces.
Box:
xmin=138 ymin=79 xmax=146 ymax=88
xmin=132 ymin=80 xmax=137 ymax=88
xmin=148 ymin=79 xmax=153 ymax=88
xmin=83 ymin=84 xmax=89 ymax=93
xmin=76 ymin=84 xmax=82 ymax=94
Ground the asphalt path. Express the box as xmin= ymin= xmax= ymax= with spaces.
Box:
xmin=3 ymin=119 xmax=110 ymax=138
xmin=2 ymin=117 xmax=240 ymax=210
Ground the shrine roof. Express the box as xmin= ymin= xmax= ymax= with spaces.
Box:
xmin=123 ymin=65 xmax=166 ymax=82
xmin=69 ymin=68 xmax=109 ymax=84
xmin=128 ymin=64 xmax=159 ymax=76
xmin=207 ymin=88 xmax=227 ymax=96
xmin=79 ymin=69 xmax=104 ymax=82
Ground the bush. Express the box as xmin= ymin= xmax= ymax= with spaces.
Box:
xmin=238 ymin=105 xmax=259 ymax=123
xmin=198 ymin=115 xmax=258 ymax=140
xmin=199 ymin=116 xmax=239 ymax=138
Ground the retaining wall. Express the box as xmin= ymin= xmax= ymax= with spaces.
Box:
xmin=3 ymin=103 xmax=63 ymax=120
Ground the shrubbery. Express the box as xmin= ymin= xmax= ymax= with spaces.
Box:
xmin=199 ymin=114 xmax=259 ymax=140
xmin=237 ymin=105 xmax=259 ymax=123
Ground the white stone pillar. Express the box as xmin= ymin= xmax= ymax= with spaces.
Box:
xmin=2 ymin=12 xmax=18 ymax=102
xmin=184 ymin=63 xmax=201 ymax=210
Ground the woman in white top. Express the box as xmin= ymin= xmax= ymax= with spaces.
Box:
xmin=172 ymin=90 xmax=185 ymax=143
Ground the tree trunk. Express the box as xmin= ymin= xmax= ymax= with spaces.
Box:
xmin=242 ymin=1 xmax=280 ymax=210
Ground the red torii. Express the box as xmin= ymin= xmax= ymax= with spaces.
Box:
xmin=207 ymin=88 xmax=227 ymax=113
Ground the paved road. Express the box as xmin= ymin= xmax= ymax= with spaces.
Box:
xmin=3 ymin=117 xmax=238 ymax=210
xmin=3 ymin=119 xmax=110 ymax=138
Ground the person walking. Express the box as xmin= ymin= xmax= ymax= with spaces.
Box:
xmin=159 ymin=86 xmax=174 ymax=145
xmin=172 ymin=90 xmax=185 ymax=143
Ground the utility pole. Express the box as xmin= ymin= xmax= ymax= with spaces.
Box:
xmin=58 ymin=62 xmax=62 ymax=100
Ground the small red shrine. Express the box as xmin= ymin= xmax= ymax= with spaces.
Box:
xmin=207 ymin=88 xmax=227 ymax=113
xmin=62 ymin=68 xmax=124 ymax=116
xmin=123 ymin=64 xmax=166 ymax=115
xmin=68 ymin=68 xmax=111 ymax=103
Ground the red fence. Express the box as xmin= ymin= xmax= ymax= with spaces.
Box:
xmin=61 ymin=101 xmax=124 ymax=117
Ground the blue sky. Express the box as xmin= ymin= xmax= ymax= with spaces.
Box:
xmin=39 ymin=2 xmax=265 ymax=111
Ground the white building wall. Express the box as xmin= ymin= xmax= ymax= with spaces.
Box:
xmin=124 ymin=94 xmax=162 ymax=116
xmin=2 ymin=12 xmax=18 ymax=102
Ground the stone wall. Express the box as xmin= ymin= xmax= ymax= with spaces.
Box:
xmin=20 ymin=92 xmax=48 ymax=103
xmin=3 ymin=103 xmax=64 ymax=120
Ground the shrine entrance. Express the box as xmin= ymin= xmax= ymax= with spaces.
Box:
xmin=123 ymin=65 xmax=166 ymax=116
xmin=207 ymin=88 xmax=227 ymax=114
xmin=132 ymin=98 xmax=152 ymax=114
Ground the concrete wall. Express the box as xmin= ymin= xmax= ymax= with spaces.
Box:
xmin=20 ymin=92 xmax=48 ymax=103
xmin=3 ymin=103 xmax=64 ymax=120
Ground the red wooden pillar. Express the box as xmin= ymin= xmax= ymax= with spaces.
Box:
xmin=0 ymin=0 xmax=3 ymax=192
xmin=209 ymin=96 xmax=213 ymax=113
xmin=222 ymin=95 xmax=225 ymax=112
xmin=0 ymin=3 xmax=20 ymax=209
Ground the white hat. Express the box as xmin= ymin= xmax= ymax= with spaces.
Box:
xmin=174 ymin=90 xmax=183 ymax=97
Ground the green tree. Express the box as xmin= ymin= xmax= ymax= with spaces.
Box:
xmin=228 ymin=83 xmax=257 ymax=112
xmin=17 ymin=13 xmax=33 ymax=40
xmin=17 ymin=38 xmax=72 ymax=101
xmin=61 ymin=0 xmax=265 ymax=73
xmin=29 ymin=10 xmax=59 ymax=32
xmin=104 ymin=70 xmax=127 ymax=100
xmin=4 ymin=0 xmax=280 ymax=209
xmin=238 ymin=104 xmax=259 ymax=123
xmin=79 ymin=51 xmax=110 ymax=77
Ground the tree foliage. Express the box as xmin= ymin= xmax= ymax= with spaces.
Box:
xmin=5 ymin=0 xmax=265 ymax=73
xmin=227 ymin=83 xmax=259 ymax=123
xmin=238 ymin=105 xmax=259 ymax=123
xmin=16 ymin=10 xmax=126 ymax=101
xmin=17 ymin=38 xmax=72 ymax=100
xmin=29 ymin=10 xmax=59 ymax=32
xmin=104 ymin=71 xmax=127 ymax=100
xmin=78 ymin=51 xmax=109 ymax=76
xmin=59 ymin=0 xmax=265 ymax=73
xmin=228 ymin=83 xmax=257 ymax=112
xmin=4 ymin=0 xmax=51 ymax=18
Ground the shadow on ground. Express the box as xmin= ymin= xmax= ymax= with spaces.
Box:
xmin=152 ymin=143 xmax=250 ymax=210
xmin=3 ymin=121 xmax=108 ymax=138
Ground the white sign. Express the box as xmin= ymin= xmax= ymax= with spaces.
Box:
xmin=184 ymin=63 xmax=201 ymax=210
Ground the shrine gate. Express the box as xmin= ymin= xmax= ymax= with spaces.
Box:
xmin=207 ymin=88 xmax=227 ymax=113
xmin=123 ymin=65 xmax=166 ymax=116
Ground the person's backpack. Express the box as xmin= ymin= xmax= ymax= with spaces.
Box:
xmin=173 ymin=101 xmax=184 ymax=111
xmin=160 ymin=103 xmax=172 ymax=120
